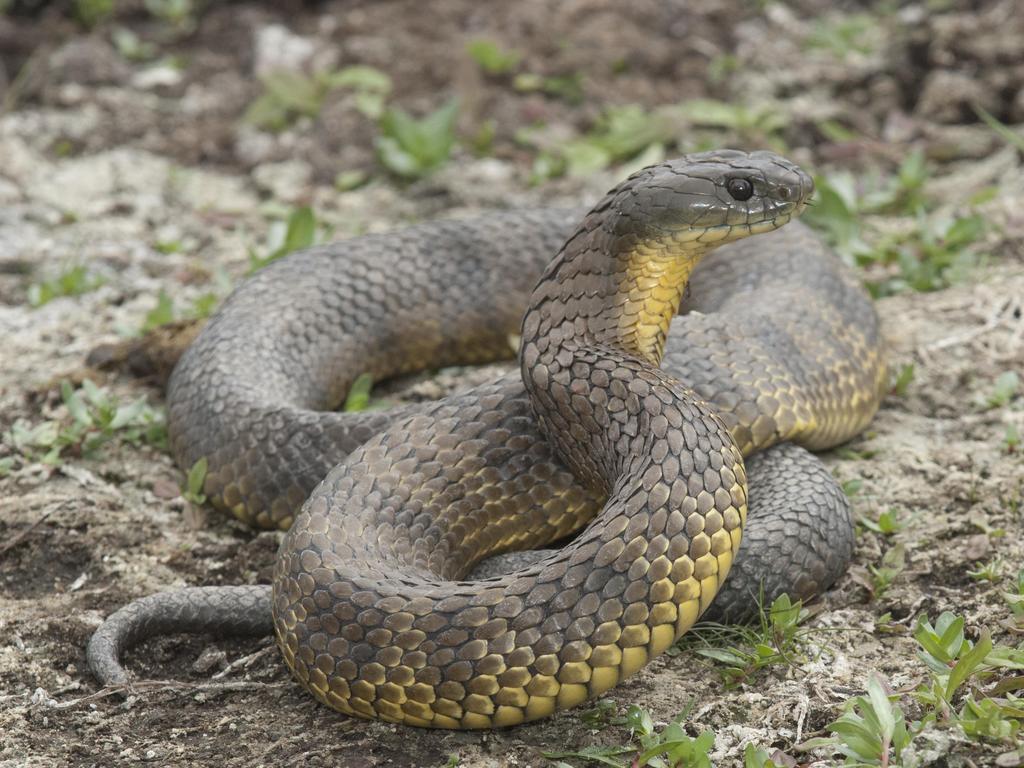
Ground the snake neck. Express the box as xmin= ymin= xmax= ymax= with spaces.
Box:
xmin=519 ymin=221 xmax=717 ymax=494
xmin=521 ymin=224 xmax=708 ymax=369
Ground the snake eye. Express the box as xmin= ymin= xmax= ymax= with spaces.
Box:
xmin=726 ymin=178 xmax=754 ymax=201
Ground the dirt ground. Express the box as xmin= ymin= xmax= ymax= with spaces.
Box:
xmin=1 ymin=1 xmax=1023 ymax=766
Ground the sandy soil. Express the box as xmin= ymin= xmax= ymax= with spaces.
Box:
xmin=1 ymin=1 xmax=1023 ymax=766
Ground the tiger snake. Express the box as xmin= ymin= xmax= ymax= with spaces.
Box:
xmin=88 ymin=150 xmax=886 ymax=728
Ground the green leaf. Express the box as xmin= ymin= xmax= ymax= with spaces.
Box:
xmin=185 ymin=457 xmax=208 ymax=503
xmin=335 ymin=170 xmax=369 ymax=191
xmin=465 ymin=39 xmax=520 ymax=75
xmin=325 ymin=65 xmax=392 ymax=94
xmin=143 ymin=289 xmax=176 ymax=331
xmin=742 ymin=743 xmax=778 ymax=768
xmin=562 ymin=140 xmax=612 ymax=177
xmin=946 ymin=628 xmax=992 ymax=700
xmin=866 ymin=675 xmax=896 ymax=745
xmin=61 ymin=381 xmax=91 ymax=426
xmin=282 ymin=206 xmax=316 ymax=254
xmin=625 ymin=704 xmax=654 ymax=737
xmin=376 ymin=99 xmax=459 ymax=179
xmin=262 ymin=70 xmax=322 ymax=116
xmin=109 ymin=399 xmax=147 ymax=431
xmin=973 ymin=103 xmax=1024 ymax=152
xmin=343 ymin=373 xmax=374 ymax=413
xmin=892 ymin=363 xmax=914 ymax=396
xmin=988 ymin=372 xmax=1020 ymax=408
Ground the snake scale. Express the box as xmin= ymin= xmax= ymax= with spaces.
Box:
xmin=88 ymin=150 xmax=886 ymax=728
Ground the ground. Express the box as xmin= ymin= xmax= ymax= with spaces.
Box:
xmin=1 ymin=1 xmax=1023 ymax=767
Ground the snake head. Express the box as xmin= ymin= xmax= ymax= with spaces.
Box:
xmin=604 ymin=149 xmax=814 ymax=247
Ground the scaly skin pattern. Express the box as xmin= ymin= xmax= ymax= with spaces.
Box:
xmin=88 ymin=151 xmax=886 ymax=729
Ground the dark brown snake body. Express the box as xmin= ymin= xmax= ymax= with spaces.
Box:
xmin=88 ymin=151 xmax=886 ymax=728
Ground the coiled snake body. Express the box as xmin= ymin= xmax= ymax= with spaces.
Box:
xmin=88 ymin=151 xmax=886 ymax=728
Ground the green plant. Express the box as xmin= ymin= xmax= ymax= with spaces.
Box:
xmin=866 ymin=544 xmax=905 ymax=599
xmin=144 ymin=0 xmax=195 ymax=28
xmin=182 ymin=457 xmax=207 ymax=506
xmin=140 ymin=288 xmax=219 ymax=332
xmin=803 ymin=13 xmax=880 ymax=59
xmin=805 ymin=158 xmax=987 ymax=298
xmin=742 ymin=743 xmax=790 ymax=768
xmin=860 ymin=508 xmax=903 ymax=536
xmin=913 ymin=612 xmax=993 ymax=722
xmin=1003 ymin=570 xmax=1024 ymax=623
xmin=546 ymin=704 xmax=714 ymax=768
xmin=1005 ymin=423 xmax=1021 ymax=453
xmin=579 ymin=698 xmax=618 ymax=730
xmin=528 ymin=104 xmax=674 ymax=181
xmin=679 ymin=98 xmax=787 ymax=146
xmin=376 ymin=99 xmax=459 ymax=179
xmin=28 ymin=264 xmax=105 ymax=307
xmin=524 ymin=97 xmax=787 ymax=185
xmin=959 ymin=696 xmax=1022 ymax=743
xmin=867 ymin=212 xmax=985 ymax=297
xmin=74 ymin=0 xmax=114 ymax=27
xmin=245 ymin=66 xmax=392 ymax=131
xmin=967 ymin=556 xmax=1004 ymax=582
xmin=111 ymin=27 xmax=158 ymax=61
xmin=249 ymin=206 xmax=321 ymax=272
xmin=842 ymin=478 xmax=864 ymax=497
xmin=334 ymin=169 xmax=368 ymax=191
xmin=973 ymin=104 xmax=1024 ymax=153
xmin=466 ymin=39 xmax=520 ymax=75
xmin=891 ymin=364 xmax=914 ymax=397
xmin=327 ymin=66 xmax=392 ymax=120
xmin=3 ymin=380 xmax=167 ymax=466
xmin=513 ymin=71 xmax=585 ymax=104
xmin=685 ymin=594 xmax=810 ymax=687
xmin=804 ymin=674 xmax=913 ymax=766
xmin=987 ymin=372 xmax=1020 ymax=409
xmin=343 ymin=373 xmax=374 ymax=412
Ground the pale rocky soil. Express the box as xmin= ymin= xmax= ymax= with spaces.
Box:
xmin=1 ymin=2 xmax=1023 ymax=767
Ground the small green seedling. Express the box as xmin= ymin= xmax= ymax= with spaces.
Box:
xmin=466 ymin=39 xmax=521 ymax=75
xmin=842 ymin=478 xmax=863 ymax=497
xmin=804 ymin=674 xmax=912 ymax=767
xmin=1002 ymin=570 xmax=1024 ymax=624
xmin=987 ymin=372 xmax=1020 ymax=409
xmin=3 ymin=380 xmax=167 ymax=467
xmin=182 ymin=457 xmax=207 ymax=506
xmin=28 ymin=264 xmax=105 ymax=307
xmin=343 ymin=373 xmax=374 ymax=413
xmin=690 ymin=594 xmax=809 ymax=687
xmin=249 ymin=206 xmax=320 ymax=272
xmin=891 ymin=364 xmax=914 ymax=397
xmin=865 ymin=544 xmax=906 ymax=599
xmin=547 ymin=703 xmax=731 ymax=767
xmin=74 ymin=0 xmax=114 ymax=27
xmin=913 ymin=612 xmax=993 ymax=722
xmin=376 ymin=100 xmax=459 ymax=179
xmin=245 ymin=66 xmax=392 ymax=131
xmin=513 ymin=71 xmax=584 ymax=104
xmin=967 ymin=557 xmax=1004 ymax=582
xmin=860 ymin=508 xmax=903 ymax=536
xmin=959 ymin=696 xmax=1021 ymax=744
xmin=1004 ymin=424 xmax=1021 ymax=453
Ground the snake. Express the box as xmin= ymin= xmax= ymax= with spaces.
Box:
xmin=87 ymin=150 xmax=886 ymax=729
